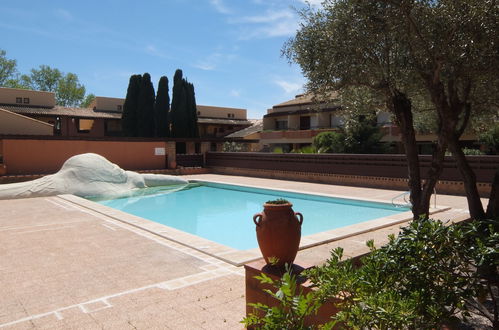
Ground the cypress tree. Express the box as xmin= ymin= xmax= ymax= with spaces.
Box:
xmin=137 ymin=73 xmax=155 ymax=137
xmin=154 ymin=76 xmax=170 ymax=137
xmin=121 ymin=74 xmax=141 ymax=137
xmin=170 ymin=69 xmax=199 ymax=138
xmin=170 ymin=69 xmax=189 ymax=138
xmin=186 ymin=82 xmax=199 ymax=138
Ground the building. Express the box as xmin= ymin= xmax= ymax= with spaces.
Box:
xmin=261 ymin=93 xmax=348 ymax=151
xmin=0 ymin=88 xmax=122 ymax=137
xmin=224 ymin=119 xmax=263 ymax=151
xmin=196 ymin=105 xmax=252 ymax=138
xmin=0 ymin=87 xmax=252 ymax=138
xmin=260 ymin=93 xmax=478 ymax=153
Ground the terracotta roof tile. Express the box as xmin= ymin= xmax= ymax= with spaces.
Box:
xmin=226 ymin=120 xmax=262 ymax=138
xmin=0 ymin=105 xmax=122 ymax=119
xmin=272 ymin=92 xmax=340 ymax=108
xmin=197 ymin=118 xmax=252 ymax=125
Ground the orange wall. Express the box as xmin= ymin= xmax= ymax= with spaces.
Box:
xmin=2 ymin=139 xmax=168 ymax=174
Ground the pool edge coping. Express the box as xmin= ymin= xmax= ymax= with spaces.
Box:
xmin=58 ymin=181 xmax=451 ymax=267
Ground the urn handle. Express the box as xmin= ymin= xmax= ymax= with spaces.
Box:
xmin=295 ymin=212 xmax=303 ymax=225
xmin=253 ymin=213 xmax=263 ymax=226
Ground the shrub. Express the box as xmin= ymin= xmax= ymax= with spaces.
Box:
xmin=242 ymin=271 xmax=319 ymax=329
xmin=243 ymin=219 xmax=498 ymax=328
xmin=462 ymin=147 xmax=485 ymax=155
xmin=313 ymin=131 xmax=346 ymax=153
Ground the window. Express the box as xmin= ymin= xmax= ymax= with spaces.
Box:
xmin=227 ymin=113 xmax=231 ymax=118
xmin=331 ymin=115 xmax=344 ymax=128
xmin=117 ymin=105 xmax=122 ymax=111
xmin=16 ymin=97 xmax=22 ymax=104
xmin=104 ymin=120 xmax=122 ymax=136
xmin=54 ymin=117 xmax=62 ymax=135
xmin=23 ymin=98 xmax=30 ymax=104
xmin=300 ymin=116 xmax=311 ymax=130
xmin=197 ymin=111 xmax=201 ymax=116
xmin=76 ymin=119 xmax=94 ymax=133
xmin=276 ymin=120 xmax=288 ymax=130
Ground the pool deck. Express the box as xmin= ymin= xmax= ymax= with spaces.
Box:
xmin=0 ymin=174 xmax=482 ymax=329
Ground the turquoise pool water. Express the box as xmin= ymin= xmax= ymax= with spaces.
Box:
xmin=95 ymin=182 xmax=409 ymax=250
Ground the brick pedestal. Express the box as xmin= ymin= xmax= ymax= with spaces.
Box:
xmin=244 ymin=259 xmax=340 ymax=327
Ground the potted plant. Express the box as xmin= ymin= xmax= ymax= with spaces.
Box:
xmin=253 ymin=198 xmax=303 ymax=267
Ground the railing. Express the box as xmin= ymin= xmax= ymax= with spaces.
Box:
xmin=176 ymin=153 xmax=203 ymax=167
xmin=206 ymin=152 xmax=499 ymax=183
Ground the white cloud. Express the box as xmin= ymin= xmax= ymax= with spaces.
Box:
xmin=274 ymin=80 xmax=303 ymax=94
xmin=237 ymin=10 xmax=294 ymax=24
xmin=209 ymin=0 xmax=231 ymax=14
xmin=193 ymin=52 xmax=236 ymax=71
xmin=194 ymin=63 xmax=216 ymax=71
xmin=300 ymin=0 xmax=323 ymax=6
xmin=230 ymin=89 xmax=241 ymax=97
xmin=233 ymin=9 xmax=299 ymax=39
xmin=144 ymin=45 xmax=168 ymax=58
xmin=54 ymin=8 xmax=73 ymax=21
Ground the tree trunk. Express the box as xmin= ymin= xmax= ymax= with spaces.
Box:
xmin=420 ymin=137 xmax=447 ymax=213
xmin=390 ymin=91 xmax=425 ymax=219
xmin=486 ymin=168 xmax=499 ymax=219
xmin=447 ymin=137 xmax=486 ymax=220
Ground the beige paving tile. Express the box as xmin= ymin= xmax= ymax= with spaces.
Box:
xmin=1 ymin=175 xmax=475 ymax=328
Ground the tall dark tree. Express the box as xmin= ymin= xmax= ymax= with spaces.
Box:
xmin=170 ymin=69 xmax=189 ymax=138
xmin=137 ymin=73 xmax=155 ymax=137
xmin=154 ymin=76 xmax=170 ymax=137
xmin=122 ymin=74 xmax=142 ymax=137
xmin=186 ymin=82 xmax=199 ymax=138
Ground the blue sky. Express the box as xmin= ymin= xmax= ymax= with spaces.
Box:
xmin=1 ymin=0 xmax=322 ymax=119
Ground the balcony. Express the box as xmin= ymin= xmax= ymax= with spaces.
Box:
xmin=260 ymin=128 xmax=339 ymax=142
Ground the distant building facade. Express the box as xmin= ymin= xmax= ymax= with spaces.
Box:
xmin=261 ymin=93 xmax=477 ymax=153
xmin=0 ymin=87 xmax=251 ymax=138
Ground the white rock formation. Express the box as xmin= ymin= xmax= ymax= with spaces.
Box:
xmin=0 ymin=153 xmax=188 ymax=200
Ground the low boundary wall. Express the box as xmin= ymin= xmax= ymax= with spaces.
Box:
xmin=1 ymin=139 xmax=170 ymax=174
xmin=207 ymin=152 xmax=498 ymax=196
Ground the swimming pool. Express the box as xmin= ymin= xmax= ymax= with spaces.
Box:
xmin=95 ymin=182 xmax=410 ymax=250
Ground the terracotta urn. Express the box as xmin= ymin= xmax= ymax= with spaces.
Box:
xmin=253 ymin=200 xmax=303 ymax=267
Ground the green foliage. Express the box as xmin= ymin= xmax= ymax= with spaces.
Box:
xmin=56 ymin=72 xmax=85 ymax=107
xmin=137 ymin=73 xmax=155 ymax=137
xmin=313 ymin=122 xmax=387 ymax=154
xmin=80 ymin=93 xmax=95 ymax=108
xmin=313 ymin=131 xmax=345 ymax=153
xmin=171 ymin=69 xmax=198 ymax=138
xmin=462 ymin=148 xmax=485 ymax=156
xmin=244 ymin=219 xmax=498 ymax=328
xmin=24 ymin=65 xmax=62 ymax=92
xmin=0 ymin=49 xmax=18 ymax=86
xmin=265 ymin=198 xmax=290 ymax=205
xmin=154 ymin=76 xmax=170 ymax=137
xmin=186 ymin=82 xmax=199 ymax=138
xmin=292 ymin=145 xmax=317 ymax=154
xmin=479 ymin=124 xmax=499 ymax=155
xmin=242 ymin=271 xmax=319 ymax=329
xmin=284 ymin=0 xmax=499 ymax=219
xmin=223 ymin=141 xmax=247 ymax=152
xmin=310 ymin=219 xmax=490 ymax=328
xmin=272 ymin=146 xmax=284 ymax=153
xmin=344 ymin=121 xmax=388 ymax=154
xmin=1 ymin=51 xmax=92 ymax=107
xmin=122 ymin=74 xmax=142 ymax=137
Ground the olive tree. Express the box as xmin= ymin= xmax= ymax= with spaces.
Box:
xmin=284 ymin=0 xmax=498 ymax=219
